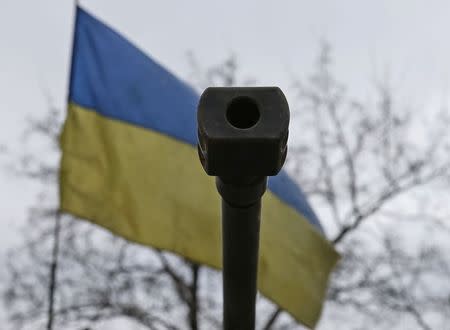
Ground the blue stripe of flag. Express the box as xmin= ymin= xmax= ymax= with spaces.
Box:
xmin=69 ymin=6 xmax=324 ymax=233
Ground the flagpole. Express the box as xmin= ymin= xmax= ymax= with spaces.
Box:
xmin=46 ymin=212 xmax=62 ymax=330
xmin=46 ymin=1 xmax=79 ymax=328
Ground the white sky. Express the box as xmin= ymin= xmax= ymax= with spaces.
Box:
xmin=2 ymin=0 xmax=450 ymax=237
xmin=1 ymin=0 xmax=450 ymax=261
xmin=1 ymin=0 xmax=450 ymax=326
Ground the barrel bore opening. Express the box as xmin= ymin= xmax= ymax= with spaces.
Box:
xmin=226 ymin=96 xmax=260 ymax=129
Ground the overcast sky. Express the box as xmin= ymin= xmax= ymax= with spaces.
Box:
xmin=1 ymin=0 xmax=450 ymax=328
xmin=1 ymin=0 xmax=450 ymax=245
xmin=2 ymin=0 xmax=450 ymax=273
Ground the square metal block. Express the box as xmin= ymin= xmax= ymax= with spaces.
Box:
xmin=197 ymin=87 xmax=290 ymax=177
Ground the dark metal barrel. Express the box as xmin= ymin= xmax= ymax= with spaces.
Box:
xmin=218 ymin=176 xmax=266 ymax=330
xmin=197 ymin=87 xmax=289 ymax=330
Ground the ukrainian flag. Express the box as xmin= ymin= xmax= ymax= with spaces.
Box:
xmin=60 ymin=6 xmax=339 ymax=328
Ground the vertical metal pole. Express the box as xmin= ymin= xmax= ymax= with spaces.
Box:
xmin=222 ymin=200 xmax=260 ymax=330
xmin=218 ymin=177 xmax=266 ymax=330
xmin=222 ymin=199 xmax=260 ymax=330
xmin=47 ymin=212 xmax=61 ymax=330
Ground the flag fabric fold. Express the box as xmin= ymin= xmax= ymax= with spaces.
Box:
xmin=60 ymin=6 xmax=339 ymax=328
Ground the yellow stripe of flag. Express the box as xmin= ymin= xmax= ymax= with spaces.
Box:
xmin=60 ymin=6 xmax=340 ymax=328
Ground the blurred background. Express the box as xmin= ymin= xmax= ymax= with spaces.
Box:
xmin=1 ymin=0 xmax=450 ymax=329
